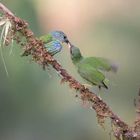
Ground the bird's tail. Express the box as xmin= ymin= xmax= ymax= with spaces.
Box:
xmin=110 ymin=63 xmax=118 ymax=73
xmin=102 ymin=78 xmax=109 ymax=89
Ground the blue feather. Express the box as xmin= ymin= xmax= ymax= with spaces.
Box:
xmin=44 ymin=40 xmax=62 ymax=55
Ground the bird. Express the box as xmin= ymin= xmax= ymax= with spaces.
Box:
xmin=40 ymin=31 xmax=69 ymax=56
xmin=39 ymin=31 xmax=71 ymax=76
xmin=68 ymin=43 xmax=118 ymax=89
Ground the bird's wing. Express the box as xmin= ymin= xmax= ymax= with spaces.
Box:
xmin=77 ymin=63 xmax=106 ymax=88
xmin=44 ymin=40 xmax=63 ymax=55
xmin=80 ymin=57 xmax=118 ymax=73
xmin=40 ymin=34 xmax=53 ymax=43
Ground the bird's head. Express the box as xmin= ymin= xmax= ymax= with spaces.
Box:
xmin=50 ymin=31 xmax=69 ymax=44
xmin=68 ymin=43 xmax=82 ymax=61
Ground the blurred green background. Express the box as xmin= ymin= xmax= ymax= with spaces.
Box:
xmin=0 ymin=0 xmax=140 ymax=139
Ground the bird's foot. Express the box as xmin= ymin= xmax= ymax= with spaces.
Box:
xmin=97 ymin=87 xmax=102 ymax=99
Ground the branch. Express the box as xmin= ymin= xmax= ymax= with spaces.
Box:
xmin=134 ymin=89 xmax=140 ymax=137
xmin=0 ymin=2 xmax=139 ymax=139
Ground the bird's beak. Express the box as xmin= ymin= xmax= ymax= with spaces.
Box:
xmin=68 ymin=42 xmax=71 ymax=49
xmin=64 ymin=38 xmax=73 ymax=49
xmin=65 ymin=39 xmax=69 ymax=44
xmin=67 ymin=41 xmax=73 ymax=49
xmin=64 ymin=39 xmax=72 ymax=49
xmin=64 ymin=39 xmax=71 ymax=48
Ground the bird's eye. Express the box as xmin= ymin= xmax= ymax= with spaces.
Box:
xmin=64 ymin=36 xmax=67 ymax=39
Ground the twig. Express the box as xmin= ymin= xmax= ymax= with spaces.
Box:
xmin=0 ymin=2 xmax=139 ymax=139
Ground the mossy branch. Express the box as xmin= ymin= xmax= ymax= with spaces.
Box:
xmin=0 ymin=2 xmax=140 ymax=140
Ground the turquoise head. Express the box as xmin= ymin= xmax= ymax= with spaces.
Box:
xmin=50 ymin=31 xmax=69 ymax=44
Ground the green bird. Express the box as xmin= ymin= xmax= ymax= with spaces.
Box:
xmin=40 ymin=31 xmax=69 ymax=55
xmin=68 ymin=43 xmax=117 ymax=89
xmin=22 ymin=31 xmax=69 ymax=57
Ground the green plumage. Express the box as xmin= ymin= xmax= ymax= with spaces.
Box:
xmin=69 ymin=45 xmax=117 ymax=89
xmin=40 ymin=34 xmax=62 ymax=55
xmin=40 ymin=34 xmax=53 ymax=44
xmin=39 ymin=31 xmax=69 ymax=56
xmin=78 ymin=57 xmax=117 ymax=73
